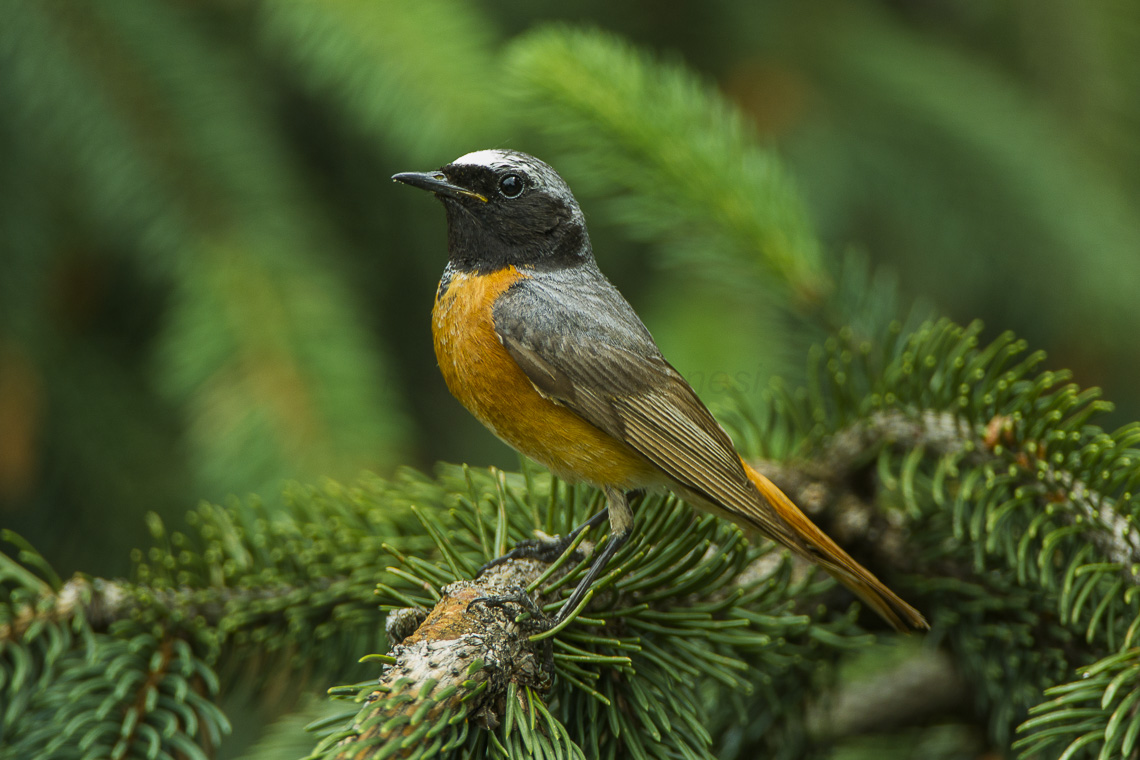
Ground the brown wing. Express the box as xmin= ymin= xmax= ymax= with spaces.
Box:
xmin=492 ymin=272 xmax=802 ymax=548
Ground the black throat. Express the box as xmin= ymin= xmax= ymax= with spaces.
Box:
xmin=441 ymin=200 xmax=591 ymax=276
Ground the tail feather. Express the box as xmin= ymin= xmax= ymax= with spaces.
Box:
xmin=742 ymin=462 xmax=929 ymax=632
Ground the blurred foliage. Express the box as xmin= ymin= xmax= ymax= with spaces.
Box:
xmin=1 ymin=0 xmax=1139 ymax=757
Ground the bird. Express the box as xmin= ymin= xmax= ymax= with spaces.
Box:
xmin=392 ymin=149 xmax=928 ymax=632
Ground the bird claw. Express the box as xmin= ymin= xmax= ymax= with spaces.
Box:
xmin=475 ymin=509 xmax=610 ymax=578
xmin=475 ymin=536 xmax=578 ymax=577
xmin=467 ymin=588 xmax=552 ymax=632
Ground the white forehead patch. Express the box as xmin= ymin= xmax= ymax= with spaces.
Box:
xmin=451 ymin=149 xmax=516 ymax=168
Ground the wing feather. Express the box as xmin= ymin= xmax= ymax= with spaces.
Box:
xmin=493 ymin=275 xmax=800 ymax=547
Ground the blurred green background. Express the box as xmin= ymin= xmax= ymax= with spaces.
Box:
xmin=2 ymin=0 xmax=1138 ymax=592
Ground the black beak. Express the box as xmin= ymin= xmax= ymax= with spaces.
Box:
xmin=391 ymin=171 xmax=488 ymax=203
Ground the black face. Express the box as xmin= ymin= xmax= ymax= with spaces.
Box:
xmin=393 ymin=150 xmax=592 ymax=273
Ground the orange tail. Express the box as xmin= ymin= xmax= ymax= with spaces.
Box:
xmin=742 ymin=463 xmax=929 ymax=632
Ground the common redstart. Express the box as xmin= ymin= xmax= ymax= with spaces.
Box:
xmin=393 ymin=150 xmax=927 ymax=631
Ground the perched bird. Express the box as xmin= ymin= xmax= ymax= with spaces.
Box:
xmin=393 ymin=149 xmax=927 ymax=631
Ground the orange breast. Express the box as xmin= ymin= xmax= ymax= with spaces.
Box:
xmin=432 ymin=266 xmax=657 ymax=489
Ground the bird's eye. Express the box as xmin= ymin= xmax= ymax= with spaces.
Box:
xmin=499 ymin=174 xmax=524 ymax=198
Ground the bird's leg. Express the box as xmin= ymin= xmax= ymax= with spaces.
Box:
xmin=475 ymin=507 xmax=610 ymax=576
xmin=551 ymin=488 xmax=632 ymax=623
xmin=466 ymin=505 xmax=615 ymax=635
xmin=468 ymin=489 xmax=632 ymax=630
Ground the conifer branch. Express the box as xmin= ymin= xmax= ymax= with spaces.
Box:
xmin=304 ymin=471 xmax=863 ymax=760
xmin=325 ymin=554 xmax=574 ymax=758
xmin=759 ymin=408 xmax=1140 ymax=582
xmin=728 ymin=318 xmax=1140 ymax=757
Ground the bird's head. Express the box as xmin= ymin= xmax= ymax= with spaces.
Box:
xmin=393 ymin=149 xmax=591 ymax=272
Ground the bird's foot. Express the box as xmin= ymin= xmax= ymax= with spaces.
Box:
xmin=466 ymin=589 xmax=556 ymax=684
xmin=475 ymin=509 xmax=609 ymax=577
xmin=475 ymin=536 xmax=578 ymax=576
xmin=467 ymin=587 xmax=552 ymax=631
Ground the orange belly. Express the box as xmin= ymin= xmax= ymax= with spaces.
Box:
xmin=432 ymin=267 xmax=658 ymax=489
